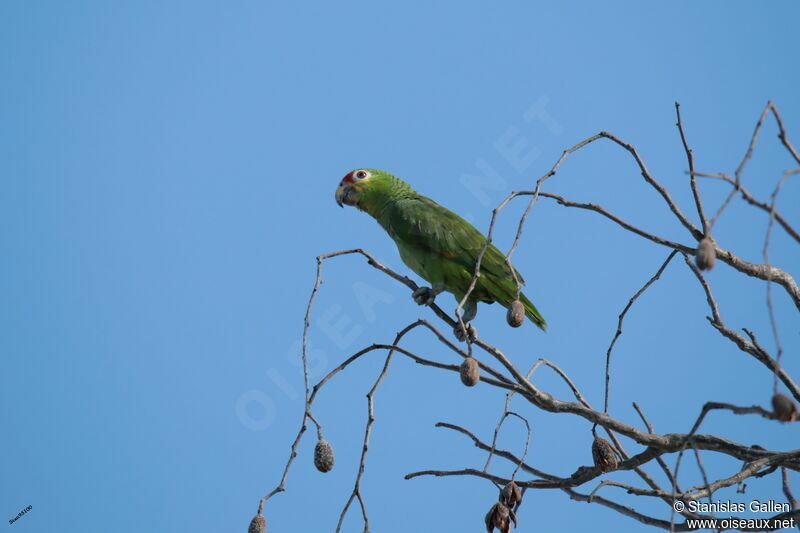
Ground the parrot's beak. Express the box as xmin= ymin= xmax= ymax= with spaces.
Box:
xmin=335 ymin=183 xmax=358 ymax=208
xmin=336 ymin=171 xmax=360 ymax=208
xmin=335 ymin=185 xmax=346 ymax=208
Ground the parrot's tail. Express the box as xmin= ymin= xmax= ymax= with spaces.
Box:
xmin=519 ymin=292 xmax=547 ymax=331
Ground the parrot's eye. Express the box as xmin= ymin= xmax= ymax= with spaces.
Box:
xmin=355 ymin=170 xmax=369 ymax=180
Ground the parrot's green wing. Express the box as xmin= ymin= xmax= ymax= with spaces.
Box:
xmin=387 ymin=196 xmax=516 ymax=278
xmin=383 ymin=195 xmax=546 ymax=330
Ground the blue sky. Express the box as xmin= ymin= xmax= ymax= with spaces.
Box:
xmin=1 ymin=1 xmax=798 ymax=531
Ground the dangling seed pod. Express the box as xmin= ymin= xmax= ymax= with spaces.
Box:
xmin=314 ymin=437 xmax=335 ymax=473
xmin=500 ymin=481 xmax=523 ymax=511
xmin=485 ymin=501 xmax=516 ymax=533
xmin=592 ymin=435 xmax=618 ymax=472
xmin=772 ymin=393 xmax=798 ymax=423
xmin=248 ymin=514 xmax=265 ymax=533
xmin=695 ymin=237 xmax=716 ymax=271
xmin=248 ymin=503 xmax=266 ymax=533
xmin=506 ymin=300 xmax=525 ymax=328
xmin=460 ymin=357 xmax=480 ymax=387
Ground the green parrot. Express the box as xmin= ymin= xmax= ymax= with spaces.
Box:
xmin=335 ymin=169 xmax=546 ymax=334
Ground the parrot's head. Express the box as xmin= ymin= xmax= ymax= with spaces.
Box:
xmin=335 ymin=168 xmax=392 ymax=211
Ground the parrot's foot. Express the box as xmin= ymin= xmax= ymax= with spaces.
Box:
xmin=454 ymin=323 xmax=478 ymax=343
xmin=412 ymin=286 xmax=437 ymax=306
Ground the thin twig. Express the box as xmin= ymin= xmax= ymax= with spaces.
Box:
xmin=632 ymin=402 xmax=682 ymax=493
xmin=682 ymin=254 xmax=800 ymax=401
xmin=693 ymin=170 xmax=800 ymax=243
xmin=604 ymin=251 xmax=678 ymax=414
xmin=764 ymin=170 xmax=799 ymax=393
xmin=335 ymin=326 xmax=405 ymax=532
xmin=692 ymin=445 xmax=713 ymax=511
xmin=675 ymin=103 xmax=709 ymax=234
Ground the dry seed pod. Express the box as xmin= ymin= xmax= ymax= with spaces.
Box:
xmin=460 ymin=357 xmax=480 ymax=387
xmin=485 ymin=501 xmax=516 ymax=533
xmin=248 ymin=513 xmax=266 ymax=533
xmin=592 ymin=435 xmax=618 ymax=472
xmin=772 ymin=393 xmax=798 ymax=423
xmin=695 ymin=237 xmax=716 ymax=271
xmin=506 ymin=300 xmax=525 ymax=328
xmin=314 ymin=438 xmax=335 ymax=473
xmin=500 ymin=481 xmax=523 ymax=511
xmin=484 ymin=506 xmax=494 ymax=533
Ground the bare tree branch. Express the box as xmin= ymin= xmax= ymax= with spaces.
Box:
xmin=675 ymin=102 xmax=709 ymax=234
xmin=604 ymin=251 xmax=678 ymax=414
xmin=692 ymin=171 xmax=800 ymax=243
xmin=254 ymin=104 xmax=800 ymax=532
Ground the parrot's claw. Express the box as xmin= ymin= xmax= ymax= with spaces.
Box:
xmin=412 ymin=286 xmax=437 ymax=306
xmin=454 ymin=323 xmax=478 ymax=343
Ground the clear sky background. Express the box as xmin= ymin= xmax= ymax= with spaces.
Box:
xmin=2 ymin=2 xmax=799 ymax=532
